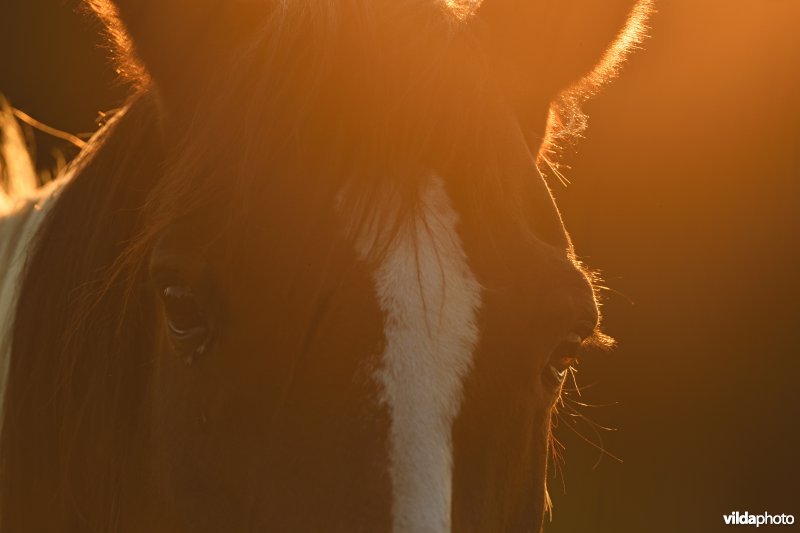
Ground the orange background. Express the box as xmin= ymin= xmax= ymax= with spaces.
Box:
xmin=553 ymin=2 xmax=800 ymax=531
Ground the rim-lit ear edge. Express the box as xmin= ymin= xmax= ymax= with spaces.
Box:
xmin=473 ymin=0 xmax=654 ymax=105
xmin=471 ymin=0 xmax=653 ymax=181
xmin=86 ymin=0 xmax=271 ymax=111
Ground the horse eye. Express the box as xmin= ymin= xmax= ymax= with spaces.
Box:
xmin=161 ymin=285 xmax=212 ymax=359
xmin=543 ymin=332 xmax=583 ymax=390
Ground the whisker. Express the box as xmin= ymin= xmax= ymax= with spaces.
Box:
xmin=561 ymin=401 xmax=619 ymax=433
xmin=548 ymin=432 xmax=568 ymax=495
xmin=560 ymin=396 xmax=620 ymax=409
xmin=560 ymin=378 xmax=600 ymax=394
xmin=567 ymin=366 xmax=582 ymax=397
xmin=594 ymin=284 xmax=636 ymax=307
xmin=558 ymin=415 xmax=623 ymax=468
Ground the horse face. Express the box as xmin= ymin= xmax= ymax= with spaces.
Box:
xmin=144 ymin=181 xmax=600 ymax=532
xmin=95 ymin=0 xmax=648 ymax=530
xmin=144 ymin=190 xmax=394 ymax=531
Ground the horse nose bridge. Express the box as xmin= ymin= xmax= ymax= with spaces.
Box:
xmin=538 ymin=195 xmax=571 ymax=251
xmin=519 ymin=164 xmax=572 ymax=251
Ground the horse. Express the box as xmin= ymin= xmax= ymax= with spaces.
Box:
xmin=0 ymin=0 xmax=652 ymax=531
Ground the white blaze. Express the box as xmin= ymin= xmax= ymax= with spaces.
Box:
xmin=367 ymin=175 xmax=482 ymax=533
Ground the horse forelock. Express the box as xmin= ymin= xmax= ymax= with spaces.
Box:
xmin=78 ymin=0 xmax=652 ymax=265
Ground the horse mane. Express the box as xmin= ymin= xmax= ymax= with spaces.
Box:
xmin=0 ymin=98 xmax=38 ymax=214
xmin=0 ymin=93 xmax=164 ymax=531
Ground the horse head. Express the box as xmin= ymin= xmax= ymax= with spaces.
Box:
xmin=1 ymin=1 xmax=651 ymax=531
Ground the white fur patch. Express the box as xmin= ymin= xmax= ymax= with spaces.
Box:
xmin=365 ymin=175 xmax=482 ymax=533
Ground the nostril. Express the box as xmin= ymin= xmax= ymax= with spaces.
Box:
xmin=542 ymin=332 xmax=584 ymax=391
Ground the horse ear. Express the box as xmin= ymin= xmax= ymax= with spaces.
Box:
xmin=474 ymin=0 xmax=650 ymax=110
xmin=89 ymin=1 xmax=266 ymax=107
